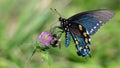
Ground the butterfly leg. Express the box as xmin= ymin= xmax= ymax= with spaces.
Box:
xmin=58 ymin=31 xmax=64 ymax=37
xmin=50 ymin=26 xmax=62 ymax=33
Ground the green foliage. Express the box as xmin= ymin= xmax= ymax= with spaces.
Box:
xmin=0 ymin=0 xmax=120 ymax=68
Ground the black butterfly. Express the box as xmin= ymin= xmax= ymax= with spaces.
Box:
xmin=53 ymin=9 xmax=114 ymax=57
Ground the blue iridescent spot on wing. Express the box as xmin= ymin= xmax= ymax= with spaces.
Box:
xmin=65 ymin=32 xmax=71 ymax=47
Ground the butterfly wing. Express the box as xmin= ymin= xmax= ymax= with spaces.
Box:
xmin=69 ymin=23 xmax=91 ymax=57
xmin=68 ymin=9 xmax=114 ymax=35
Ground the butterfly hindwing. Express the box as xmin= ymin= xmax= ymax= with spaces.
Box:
xmin=68 ymin=9 xmax=114 ymax=35
xmin=69 ymin=23 xmax=91 ymax=56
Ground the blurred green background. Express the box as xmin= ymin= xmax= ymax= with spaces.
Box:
xmin=0 ymin=0 xmax=120 ymax=68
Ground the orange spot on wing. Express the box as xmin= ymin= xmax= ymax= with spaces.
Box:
xmin=79 ymin=25 xmax=83 ymax=30
xmin=85 ymin=38 xmax=88 ymax=43
xmin=80 ymin=46 xmax=82 ymax=50
xmin=75 ymin=41 xmax=79 ymax=45
xmin=83 ymin=32 xmax=87 ymax=37
xmin=85 ymin=46 xmax=88 ymax=49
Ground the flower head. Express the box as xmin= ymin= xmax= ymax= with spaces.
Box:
xmin=38 ymin=32 xmax=53 ymax=46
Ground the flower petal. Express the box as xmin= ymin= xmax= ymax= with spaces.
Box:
xmin=38 ymin=32 xmax=53 ymax=46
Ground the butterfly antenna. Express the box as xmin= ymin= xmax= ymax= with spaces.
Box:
xmin=50 ymin=8 xmax=61 ymax=17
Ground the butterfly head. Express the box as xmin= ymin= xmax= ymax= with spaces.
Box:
xmin=59 ymin=17 xmax=66 ymax=22
xmin=59 ymin=17 xmax=69 ymax=30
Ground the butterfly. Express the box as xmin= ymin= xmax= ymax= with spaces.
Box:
xmin=52 ymin=9 xmax=114 ymax=57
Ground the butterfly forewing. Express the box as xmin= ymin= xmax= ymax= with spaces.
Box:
xmin=68 ymin=9 xmax=114 ymax=35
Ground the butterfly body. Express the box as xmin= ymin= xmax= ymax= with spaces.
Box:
xmin=58 ymin=9 xmax=114 ymax=57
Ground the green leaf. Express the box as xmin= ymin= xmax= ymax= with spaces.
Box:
xmin=40 ymin=51 xmax=52 ymax=65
